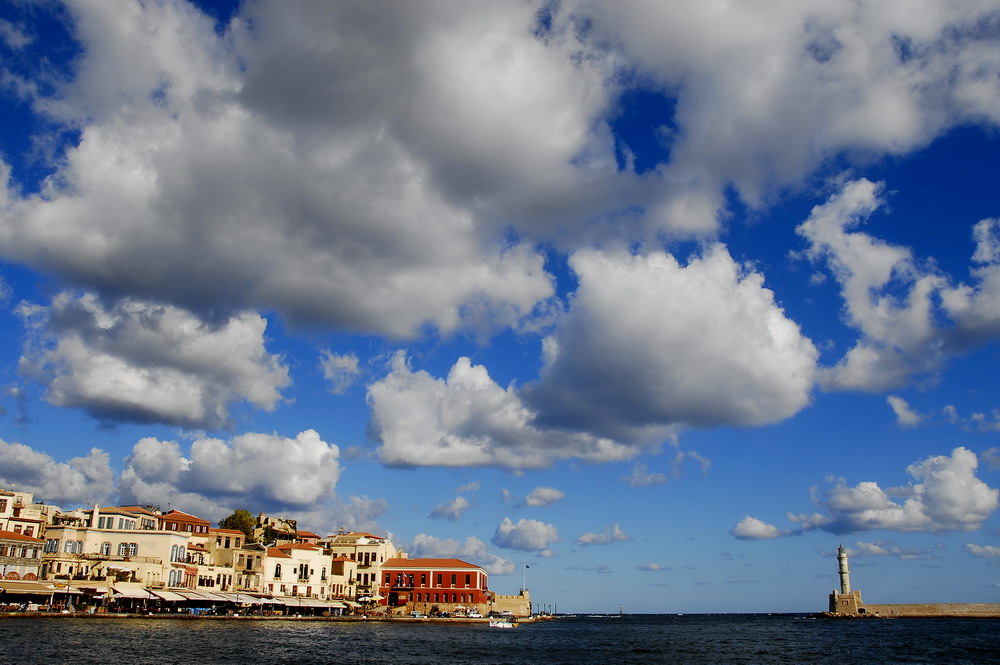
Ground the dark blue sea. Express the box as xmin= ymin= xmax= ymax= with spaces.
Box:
xmin=1 ymin=614 xmax=997 ymax=664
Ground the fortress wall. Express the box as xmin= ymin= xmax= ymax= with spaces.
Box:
xmin=489 ymin=591 xmax=531 ymax=617
xmin=864 ymin=603 xmax=1000 ymax=618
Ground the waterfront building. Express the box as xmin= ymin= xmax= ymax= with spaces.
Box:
xmin=0 ymin=529 xmax=45 ymax=580
xmin=39 ymin=506 xmax=190 ymax=587
xmin=0 ymin=488 xmax=58 ymax=537
xmin=322 ymin=530 xmax=401 ymax=599
xmin=160 ymin=509 xmax=211 ymax=535
xmin=379 ymin=557 xmax=489 ymax=614
xmin=262 ymin=543 xmax=332 ymax=600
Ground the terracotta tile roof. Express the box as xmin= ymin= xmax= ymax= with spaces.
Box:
xmin=0 ymin=529 xmax=45 ymax=543
xmin=161 ymin=509 xmax=210 ymax=523
xmin=296 ymin=530 xmax=320 ymax=538
xmin=211 ymin=528 xmax=245 ymax=536
xmin=331 ymin=556 xmax=355 ymax=562
xmin=275 ymin=543 xmax=321 ymax=552
xmin=382 ymin=557 xmax=481 ymax=570
xmin=266 ymin=547 xmax=292 ymax=558
xmin=114 ymin=506 xmax=161 ymax=517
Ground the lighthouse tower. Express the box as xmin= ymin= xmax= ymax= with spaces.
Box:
xmin=828 ymin=544 xmax=863 ymax=615
xmin=837 ymin=544 xmax=851 ymax=594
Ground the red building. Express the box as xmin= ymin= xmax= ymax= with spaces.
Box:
xmin=379 ymin=558 xmax=488 ymax=611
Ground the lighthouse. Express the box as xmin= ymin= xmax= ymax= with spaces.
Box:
xmin=837 ymin=544 xmax=851 ymax=594
xmin=828 ymin=544 xmax=863 ymax=614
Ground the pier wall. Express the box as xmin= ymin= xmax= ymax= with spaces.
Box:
xmin=864 ymin=603 xmax=1000 ymax=618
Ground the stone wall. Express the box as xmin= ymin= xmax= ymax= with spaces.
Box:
xmin=864 ymin=603 xmax=1000 ymax=618
xmin=488 ymin=590 xmax=531 ymax=617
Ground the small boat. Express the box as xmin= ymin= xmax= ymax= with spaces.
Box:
xmin=489 ymin=618 xmax=518 ymax=629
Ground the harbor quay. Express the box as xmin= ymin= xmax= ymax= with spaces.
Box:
xmin=0 ymin=488 xmax=533 ymax=621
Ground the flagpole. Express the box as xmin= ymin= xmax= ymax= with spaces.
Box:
xmin=522 ymin=561 xmax=526 ymax=593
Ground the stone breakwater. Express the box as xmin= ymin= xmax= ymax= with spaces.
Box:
xmin=824 ymin=603 xmax=1000 ymax=618
xmin=861 ymin=603 xmax=1000 ymax=618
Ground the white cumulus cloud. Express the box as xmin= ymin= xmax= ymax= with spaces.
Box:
xmin=799 ymin=181 xmax=1000 ymax=392
xmin=17 ymin=292 xmax=289 ymax=428
xmin=411 ymin=534 xmax=514 ymax=575
xmin=519 ymin=486 xmax=565 ymax=508
xmin=576 ymin=523 xmax=631 ymax=546
xmin=732 ymin=516 xmax=790 ymax=540
xmin=492 ymin=517 xmax=560 ymax=552
xmin=738 ymin=447 xmax=999 ymax=538
xmin=0 ymin=439 xmax=113 ymax=507
xmin=429 ymin=496 xmax=470 ymax=522
xmin=887 ymin=395 xmax=923 ymax=427
xmin=119 ymin=429 xmax=342 ymax=520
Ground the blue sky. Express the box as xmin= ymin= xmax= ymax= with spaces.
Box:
xmin=1 ymin=0 xmax=1000 ymax=613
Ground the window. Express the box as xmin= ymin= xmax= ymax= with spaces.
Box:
xmin=436 ymin=574 xmax=442 ymax=585
xmin=24 ymin=527 xmax=33 ymax=537
xmin=13 ymin=525 xmax=21 ymax=534
xmin=225 ymin=537 xmax=231 ymax=548
xmin=101 ymin=542 xmax=111 ymax=556
xmin=0 ymin=499 xmax=6 ymax=512
xmin=451 ymin=574 xmax=456 ymax=586
xmin=118 ymin=543 xmax=129 ymax=556
xmin=465 ymin=574 xmax=471 ymax=586
xmin=385 ymin=573 xmax=390 ymax=583
xmin=275 ymin=564 xmax=282 ymax=578
xmin=128 ymin=543 xmax=138 ymax=556
xmin=321 ymin=567 xmax=327 ymax=581
xmin=421 ymin=573 xmax=426 ymax=586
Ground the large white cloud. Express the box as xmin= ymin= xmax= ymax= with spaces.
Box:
xmin=491 ymin=517 xmax=560 ymax=552
xmin=0 ymin=0 xmax=596 ymax=339
xmin=368 ymin=352 xmax=633 ymax=469
xmin=799 ymin=181 xmax=1000 ymax=391
xmin=370 ymin=246 xmax=816 ymax=467
xmin=4 ymin=0 xmax=998 ymax=346
xmin=565 ymin=0 xmax=1000 ymax=225
xmin=16 ymin=292 xmax=289 ymax=428
xmin=526 ymin=247 xmax=818 ymax=436
xmin=119 ymin=429 xmax=342 ymax=519
xmin=0 ymin=438 xmax=113 ymax=507
xmin=737 ymin=447 xmax=999 ymax=537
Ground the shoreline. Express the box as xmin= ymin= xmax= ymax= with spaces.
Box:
xmin=0 ymin=611 xmax=537 ymax=623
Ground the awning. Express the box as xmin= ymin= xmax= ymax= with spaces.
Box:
xmin=0 ymin=580 xmax=55 ymax=595
xmin=149 ymin=589 xmax=186 ymax=602
xmin=342 ymin=600 xmax=360 ymax=607
xmin=47 ymin=583 xmax=82 ymax=595
xmin=112 ymin=586 xmax=152 ymax=599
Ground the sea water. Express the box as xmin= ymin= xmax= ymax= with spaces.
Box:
xmin=1 ymin=613 xmax=997 ymax=664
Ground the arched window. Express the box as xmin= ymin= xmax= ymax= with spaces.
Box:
xmin=274 ymin=564 xmax=281 ymax=578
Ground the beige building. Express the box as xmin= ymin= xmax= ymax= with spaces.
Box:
xmin=322 ymin=530 xmax=401 ymax=599
xmin=0 ymin=529 xmax=45 ymax=580
xmin=262 ymin=543 xmax=334 ymax=599
xmin=40 ymin=506 xmax=190 ymax=587
xmin=0 ymin=488 xmax=58 ymax=538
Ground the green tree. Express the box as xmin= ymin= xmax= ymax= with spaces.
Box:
xmin=219 ymin=509 xmax=256 ymax=542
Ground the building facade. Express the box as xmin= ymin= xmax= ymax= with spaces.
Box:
xmin=379 ymin=557 xmax=488 ymax=613
xmin=0 ymin=529 xmax=45 ymax=580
